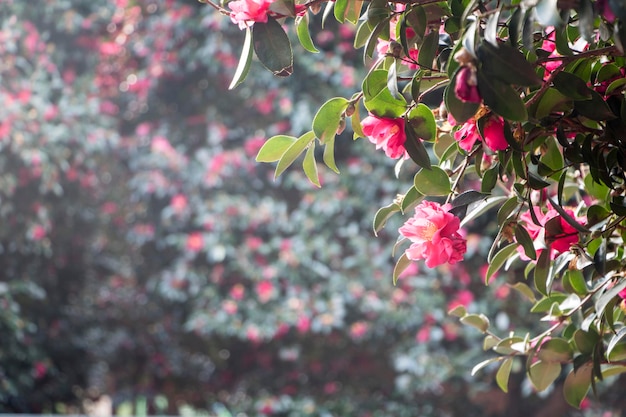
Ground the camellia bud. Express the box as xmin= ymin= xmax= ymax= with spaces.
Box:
xmin=345 ymin=102 xmax=356 ymax=118
xmin=454 ymin=66 xmax=481 ymax=103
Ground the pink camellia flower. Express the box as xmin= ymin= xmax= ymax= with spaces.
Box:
xmin=482 ymin=116 xmax=508 ymax=151
xmin=454 ymin=66 xmax=481 ymax=103
xmin=229 ymin=0 xmax=273 ymax=29
xmin=361 ymin=113 xmax=408 ymax=159
xmin=454 ymin=118 xmax=480 ymax=152
xmin=518 ymin=205 xmax=585 ymax=260
xmin=454 ymin=116 xmax=509 ymax=152
xmin=399 ymin=201 xmax=467 ymax=268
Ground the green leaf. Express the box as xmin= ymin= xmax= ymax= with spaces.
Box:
xmin=515 ymin=224 xmax=536 ymax=260
xmin=445 ymin=70 xmax=479 ymax=124
xmin=485 ymin=243 xmax=518 ymax=284
xmin=497 ymin=196 xmax=519 ymax=225
xmin=595 ymin=279 xmax=626 ymax=319
xmin=413 ymin=166 xmax=451 ymax=196
xmin=407 ymin=103 xmax=437 ymax=142
xmin=461 ymin=196 xmax=509 ymax=228
xmin=229 ymin=27 xmax=254 ymax=89
xmin=418 ymin=29 xmax=439 ymax=69
xmin=274 ymin=131 xmax=315 ymax=178
xmin=471 ymin=357 xmax=502 ymax=376
xmin=574 ymin=329 xmax=600 ymax=354
xmin=312 ymin=97 xmax=349 ymax=144
xmin=296 ymin=14 xmax=319 ymax=53
xmin=574 ymin=90 xmax=617 ymax=121
xmin=563 ymin=364 xmax=592 ymax=408
xmin=481 ymin=165 xmax=498 ymax=193
xmin=362 ymin=69 xmax=408 ymax=118
xmin=552 ymin=71 xmax=593 ymax=100
xmin=529 ymin=360 xmax=561 ymax=392
xmin=373 ymin=202 xmax=401 ymax=236
xmin=448 ymin=304 xmax=467 ymax=317
xmin=477 ymin=70 xmax=528 ymax=121
xmin=393 ymin=252 xmax=412 ymax=285
xmin=302 ymin=142 xmax=320 ymax=187
xmin=538 ymin=338 xmax=573 ymax=363
xmin=607 ymin=327 xmax=626 ymax=360
xmin=364 ymin=17 xmax=390 ymax=60
xmin=323 ymin=136 xmax=340 ymax=174
xmin=404 ymin=123 xmax=432 ymax=169
xmin=534 ymin=249 xmax=551 ymax=296
xmin=256 ymin=135 xmax=297 ymax=162
xmin=496 ymin=357 xmax=514 ymax=393
xmin=510 ymin=282 xmax=536 ymax=303
xmin=533 ymin=88 xmax=572 ymax=120
xmin=253 ymin=17 xmax=293 ymax=76
xmin=401 ymin=186 xmax=423 ymax=213
xmin=477 ymin=41 xmax=542 ymax=87
xmin=460 ymin=314 xmax=490 ymax=333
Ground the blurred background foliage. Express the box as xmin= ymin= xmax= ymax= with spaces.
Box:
xmin=0 ymin=0 xmax=622 ymax=416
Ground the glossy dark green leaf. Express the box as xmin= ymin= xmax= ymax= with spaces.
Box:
xmin=533 ymin=88 xmax=572 ymax=120
xmin=497 ymin=196 xmax=519 ymax=225
xmin=477 ymin=42 xmax=542 ymax=87
xmin=404 ymin=123 xmax=432 ymax=169
xmin=477 ymin=71 xmax=528 ymax=121
xmin=534 ymin=249 xmax=551 ymax=296
xmin=253 ymin=17 xmax=293 ymax=76
xmin=418 ymin=29 xmax=439 ymax=69
xmin=229 ymin=27 xmax=254 ymax=89
xmin=552 ymin=72 xmax=593 ymax=100
xmin=515 ymin=224 xmax=537 ymax=260
xmin=364 ymin=17 xmax=390 ymax=60
xmin=481 ymin=164 xmax=498 ymax=193
xmin=574 ymin=90 xmax=617 ymax=121
xmin=547 ymin=197 xmax=590 ymax=233
xmin=555 ymin=26 xmax=573 ymax=56
xmin=452 ymin=190 xmax=487 ymax=208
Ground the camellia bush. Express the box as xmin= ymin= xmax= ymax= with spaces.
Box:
xmin=210 ymin=0 xmax=626 ymax=408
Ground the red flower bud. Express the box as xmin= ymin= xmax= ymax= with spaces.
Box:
xmin=454 ymin=66 xmax=481 ymax=103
